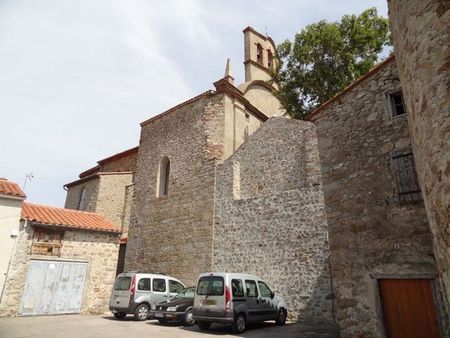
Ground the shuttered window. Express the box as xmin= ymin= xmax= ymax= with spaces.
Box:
xmin=389 ymin=91 xmax=406 ymax=117
xmin=391 ymin=150 xmax=422 ymax=202
xmin=32 ymin=228 xmax=64 ymax=256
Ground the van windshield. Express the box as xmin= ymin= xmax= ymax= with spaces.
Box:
xmin=197 ymin=276 xmax=224 ymax=296
xmin=114 ymin=276 xmax=131 ymax=290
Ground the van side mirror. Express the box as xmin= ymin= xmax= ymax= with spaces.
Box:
xmin=270 ymin=291 xmax=275 ymax=299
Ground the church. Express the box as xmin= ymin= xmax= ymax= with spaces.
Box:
xmin=63 ymin=26 xmax=448 ymax=337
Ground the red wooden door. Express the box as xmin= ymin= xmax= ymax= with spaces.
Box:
xmin=378 ymin=279 xmax=441 ymax=338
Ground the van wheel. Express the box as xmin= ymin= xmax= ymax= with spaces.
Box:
xmin=184 ymin=309 xmax=195 ymax=326
xmin=197 ymin=321 xmax=211 ymax=330
xmin=232 ymin=313 xmax=246 ymax=334
xmin=113 ymin=312 xmax=126 ymax=320
xmin=275 ymin=308 xmax=287 ymax=326
xmin=134 ymin=304 xmax=149 ymax=321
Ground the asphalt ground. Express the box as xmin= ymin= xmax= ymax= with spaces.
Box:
xmin=0 ymin=314 xmax=339 ymax=338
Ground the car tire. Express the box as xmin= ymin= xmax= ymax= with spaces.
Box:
xmin=113 ymin=312 xmax=126 ymax=320
xmin=183 ymin=308 xmax=195 ymax=326
xmin=232 ymin=313 xmax=246 ymax=334
xmin=275 ymin=308 xmax=287 ymax=326
xmin=134 ymin=304 xmax=149 ymax=321
xmin=197 ymin=321 xmax=211 ymax=330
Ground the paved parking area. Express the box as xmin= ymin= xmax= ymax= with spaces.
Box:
xmin=0 ymin=314 xmax=339 ymax=338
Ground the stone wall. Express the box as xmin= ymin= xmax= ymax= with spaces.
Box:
xmin=62 ymin=229 xmax=119 ymax=314
xmin=213 ymin=118 xmax=333 ymax=323
xmin=121 ymin=183 xmax=134 ymax=235
xmin=0 ymin=224 xmax=118 ymax=316
xmin=125 ymin=93 xmax=225 ymax=285
xmin=95 ymin=173 xmax=133 ymax=226
xmin=388 ymin=0 xmax=450 ymax=314
xmin=65 ymin=178 xmax=100 ymax=212
xmin=223 ymin=96 xmax=263 ymax=160
xmin=310 ymin=59 xmax=442 ymax=337
xmin=101 ymin=150 xmax=138 ymax=173
xmin=65 ymin=173 xmax=133 ymax=227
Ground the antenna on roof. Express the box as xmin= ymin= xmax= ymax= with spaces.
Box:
xmin=265 ymin=24 xmax=268 ymax=37
xmin=23 ymin=172 xmax=34 ymax=189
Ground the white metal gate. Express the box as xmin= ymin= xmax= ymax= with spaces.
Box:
xmin=20 ymin=260 xmax=88 ymax=316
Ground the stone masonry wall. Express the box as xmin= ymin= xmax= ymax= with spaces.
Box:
xmin=0 ymin=224 xmax=118 ymax=316
xmin=310 ymin=60 xmax=442 ymax=337
xmin=95 ymin=174 xmax=133 ymax=226
xmin=213 ymin=118 xmax=333 ymax=323
xmin=125 ymin=93 xmax=225 ymax=285
xmin=121 ymin=183 xmax=134 ymax=235
xmin=61 ymin=229 xmax=119 ymax=314
xmin=65 ymin=178 xmax=100 ymax=212
xmin=388 ymin=0 xmax=450 ymax=315
xmin=65 ymin=174 xmax=132 ymax=227
xmin=101 ymin=151 xmax=138 ymax=173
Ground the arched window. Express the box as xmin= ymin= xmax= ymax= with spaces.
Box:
xmin=157 ymin=157 xmax=170 ymax=196
xmin=256 ymin=44 xmax=263 ymax=65
xmin=267 ymin=50 xmax=274 ymax=69
xmin=78 ymin=187 xmax=87 ymax=210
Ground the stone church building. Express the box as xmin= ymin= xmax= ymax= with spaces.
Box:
xmin=64 ymin=25 xmax=449 ymax=338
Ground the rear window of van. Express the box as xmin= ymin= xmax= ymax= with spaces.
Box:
xmin=114 ymin=277 xmax=131 ymax=290
xmin=197 ymin=276 xmax=224 ymax=296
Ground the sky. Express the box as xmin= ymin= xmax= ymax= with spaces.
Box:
xmin=0 ymin=0 xmax=388 ymax=207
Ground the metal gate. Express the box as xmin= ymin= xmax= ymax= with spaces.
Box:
xmin=20 ymin=260 xmax=88 ymax=316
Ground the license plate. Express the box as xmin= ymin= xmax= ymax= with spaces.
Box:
xmin=154 ymin=313 xmax=164 ymax=318
xmin=202 ymin=299 xmax=216 ymax=305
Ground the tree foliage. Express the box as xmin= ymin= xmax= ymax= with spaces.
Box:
xmin=273 ymin=8 xmax=391 ymax=119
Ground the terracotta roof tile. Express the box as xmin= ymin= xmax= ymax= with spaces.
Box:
xmin=21 ymin=202 xmax=120 ymax=233
xmin=0 ymin=179 xmax=26 ymax=198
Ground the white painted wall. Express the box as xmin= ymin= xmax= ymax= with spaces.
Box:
xmin=0 ymin=196 xmax=23 ymax=301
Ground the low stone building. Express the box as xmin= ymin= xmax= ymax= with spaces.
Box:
xmin=0 ymin=200 xmax=120 ymax=317
xmin=307 ymin=56 xmax=447 ymax=337
xmin=64 ymin=146 xmax=138 ymax=274
xmin=64 ymin=146 xmax=138 ymax=228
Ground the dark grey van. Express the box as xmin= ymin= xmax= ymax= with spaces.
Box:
xmin=109 ymin=272 xmax=185 ymax=320
xmin=192 ymin=272 xmax=287 ymax=333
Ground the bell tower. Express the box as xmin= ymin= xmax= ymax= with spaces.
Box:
xmin=243 ymin=26 xmax=277 ymax=82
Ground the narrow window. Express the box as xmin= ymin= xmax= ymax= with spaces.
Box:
xmin=267 ymin=49 xmax=273 ymax=69
xmin=256 ymin=44 xmax=263 ymax=65
xmin=391 ymin=149 xmax=422 ymax=202
xmin=78 ymin=187 xmax=87 ymax=210
xmin=389 ymin=91 xmax=406 ymax=117
xmin=157 ymin=157 xmax=170 ymax=197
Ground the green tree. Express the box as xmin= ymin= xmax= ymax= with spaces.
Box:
xmin=274 ymin=8 xmax=391 ymax=119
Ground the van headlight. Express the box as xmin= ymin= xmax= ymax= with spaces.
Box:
xmin=167 ymin=306 xmax=177 ymax=312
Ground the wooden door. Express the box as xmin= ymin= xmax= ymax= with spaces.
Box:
xmin=378 ymin=279 xmax=441 ymax=338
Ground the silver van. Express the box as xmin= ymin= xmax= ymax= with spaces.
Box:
xmin=109 ymin=272 xmax=185 ymax=320
xmin=192 ymin=272 xmax=287 ymax=333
